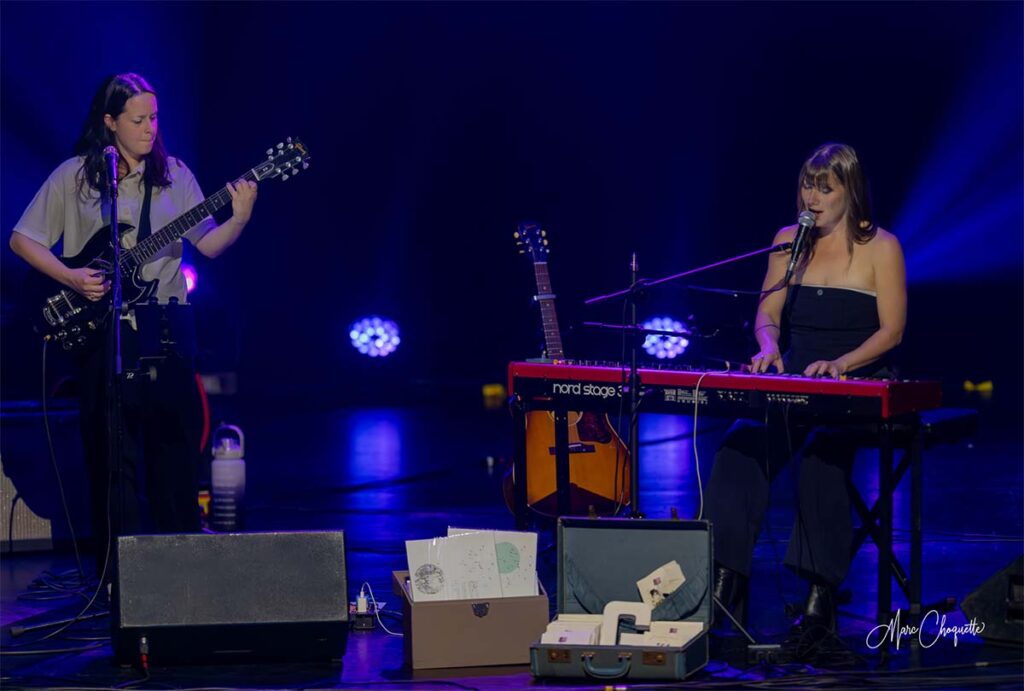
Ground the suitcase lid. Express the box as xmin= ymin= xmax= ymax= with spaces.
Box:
xmin=556 ymin=518 xmax=712 ymax=625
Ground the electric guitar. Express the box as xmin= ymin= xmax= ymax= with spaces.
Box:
xmin=35 ymin=138 xmax=310 ymax=351
xmin=509 ymin=222 xmax=631 ymax=516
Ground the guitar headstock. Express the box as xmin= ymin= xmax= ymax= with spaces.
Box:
xmin=254 ymin=137 xmax=310 ymax=182
xmin=513 ymin=221 xmax=549 ymax=263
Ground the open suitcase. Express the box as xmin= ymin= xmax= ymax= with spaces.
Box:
xmin=530 ymin=517 xmax=712 ymax=681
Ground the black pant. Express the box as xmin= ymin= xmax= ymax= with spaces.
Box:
xmin=76 ymin=320 xmax=202 ymax=577
xmin=705 ymin=414 xmax=858 ymax=586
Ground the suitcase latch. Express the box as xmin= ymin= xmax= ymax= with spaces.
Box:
xmin=471 ymin=603 xmax=490 ymax=618
xmin=643 ymin=651 xmax=667 ymax=665
xmin=548 ymin=649 xmax=570 ymax=663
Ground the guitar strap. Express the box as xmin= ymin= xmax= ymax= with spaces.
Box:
xmin=136 ymin=178 xmax=153 ymax=242
xmin=122 ymin=179 xmax=154 ymax=330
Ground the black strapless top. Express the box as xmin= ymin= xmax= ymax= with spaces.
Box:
xmin=783 ymin=285 xmax=892 ymax=378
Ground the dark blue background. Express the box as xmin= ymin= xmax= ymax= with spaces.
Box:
xmin=3 ymin=1 xmax=1021 ymax=409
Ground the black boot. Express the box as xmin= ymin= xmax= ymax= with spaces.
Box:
xmin=791 ymin=581 xmax=837 ymax=633
xmin=712 ymin=563 xmax=749 ymax=631
xmin=788 ymin=581 xmax=838 ymax=661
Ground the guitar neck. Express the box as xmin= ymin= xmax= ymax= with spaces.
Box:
xmin=532 ymin=262 xmax=565 ymax=360
xmin=125 ymin=169 xmax=258 ymax=267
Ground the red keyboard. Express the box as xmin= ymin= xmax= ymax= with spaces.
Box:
xmin=509 ymin=361 xmax=942 ymax=419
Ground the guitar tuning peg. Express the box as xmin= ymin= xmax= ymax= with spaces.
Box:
xmin=540 ymin=230 xmax=547 ymax=237
xmin=282 ymin=173 xmax=290 ymax=181
xmin=302 ymin=162 xmax=309 ymax=170
xmin=277 ymin=142 xmax=284 ymax=149
xmin=513 ymin=232 xmax=520 ymax=238
xmin=287 ymin=137 xmax=293 ymax=143
xmin=266 ymin=148 xmax=273 ymax=156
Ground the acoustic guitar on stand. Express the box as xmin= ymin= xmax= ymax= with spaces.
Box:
xmin=507 ymin=222 xmax=631 ymax=517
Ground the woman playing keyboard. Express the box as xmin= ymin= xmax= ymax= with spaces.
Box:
xmin=706 ymin=142 xmax=907 ymax=656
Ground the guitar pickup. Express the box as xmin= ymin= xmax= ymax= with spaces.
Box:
xmin=533 ymin=293 xmax=556 ymax=301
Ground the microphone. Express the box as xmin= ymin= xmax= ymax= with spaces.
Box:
xmin=103 ymin=146 xmax=119 ymax=197
xmin=784 ymin=210 xmax=816 ymax=282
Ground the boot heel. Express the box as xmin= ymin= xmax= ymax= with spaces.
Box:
xmin=712 ymin=564 xmax=749 ymax=631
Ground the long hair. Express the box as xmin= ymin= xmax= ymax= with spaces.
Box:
xmin=74 ymin=73 xmax=171 ymax=200
xmin=796 ymin=142 xmax=876 ymax=263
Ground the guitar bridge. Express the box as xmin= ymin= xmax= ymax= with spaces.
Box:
xmin=547 ymin=443 xmax=596 ymax=455
xmin=43 ymin=291 xmax=81 ymax=326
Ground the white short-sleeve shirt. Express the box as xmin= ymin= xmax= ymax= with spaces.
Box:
xmin=13 ymin=156 xmax=216 ymax=303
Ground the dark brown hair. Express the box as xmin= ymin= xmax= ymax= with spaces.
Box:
xmin=74 ymin=73 xmax=171 ymax=199
xmin=797 ymin=142 xmax=876 ymax=262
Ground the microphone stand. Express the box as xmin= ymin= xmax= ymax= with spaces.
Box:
xmin=585 ymin=241 xmax=793 ymax=305
xmin=583 ymin=239 xmax=793 ymax=518
xmin=105 ymin=168 xmax=125 ymax=583
xmin=627 ymin=253 xmax=640 ymax=517
xmin=581 ymin=323 xmax=693 ymax=339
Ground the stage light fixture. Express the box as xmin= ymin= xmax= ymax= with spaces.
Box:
xmin=349 ymin=316 xmax=401 ymax=358
xmin=642 ymin=316 xmax=689 ymax=359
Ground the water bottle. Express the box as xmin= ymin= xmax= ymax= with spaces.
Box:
xmin=210 ymin=423 xmax=245 ymax=531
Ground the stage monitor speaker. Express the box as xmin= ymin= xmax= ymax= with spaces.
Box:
xmin=960 ymin=555 xmax=1023 ymax=645
xmin=114 ymin=531 xmax=348 ymax=664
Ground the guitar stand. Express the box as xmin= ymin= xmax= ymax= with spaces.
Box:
xmin=510 ymin=400 xmax=595 ymax=530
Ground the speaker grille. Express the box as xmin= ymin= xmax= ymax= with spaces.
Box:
xmin=117 ymin=531 xmax=347 ymax=627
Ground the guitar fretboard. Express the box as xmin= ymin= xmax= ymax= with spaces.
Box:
xmin=532 ymin=261 xmax=564 ymax=360
xmin=124 ymin=170 xmax=258 ymax=268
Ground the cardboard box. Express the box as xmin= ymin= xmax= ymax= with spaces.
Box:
xmin=392 ymin=570 xmax=549 ymax=669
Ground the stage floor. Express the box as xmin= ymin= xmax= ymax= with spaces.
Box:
xmin=2 ymin=396 xmax=1022 ymax=689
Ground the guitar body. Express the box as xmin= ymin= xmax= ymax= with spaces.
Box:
xmin=34 ymin=223 xmax=161 ymax=350
xmin=507 ymin=222 xmax=632 ymax=518
xmin=522 ymin=410 xmax=631 ymax=515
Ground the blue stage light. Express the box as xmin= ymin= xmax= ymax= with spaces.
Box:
xmin=182 ymin=263 xmax=198 ymax=294
xmin=349 ymin=316 xmax=401 ymax=357
xmin=642 ymin=316 xmax=689 ymax=359
xmin=893 ymin=20 xmax=1023 ymax=284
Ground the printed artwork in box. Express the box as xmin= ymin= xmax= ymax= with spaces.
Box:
xmin=405 ymin=532 xmax=503 ymax=602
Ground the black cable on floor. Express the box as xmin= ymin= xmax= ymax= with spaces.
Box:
xmin=112 ymin=666 xmax=150 ymax=689
xmin=41 ymin=338 xmax=87 ymax=581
